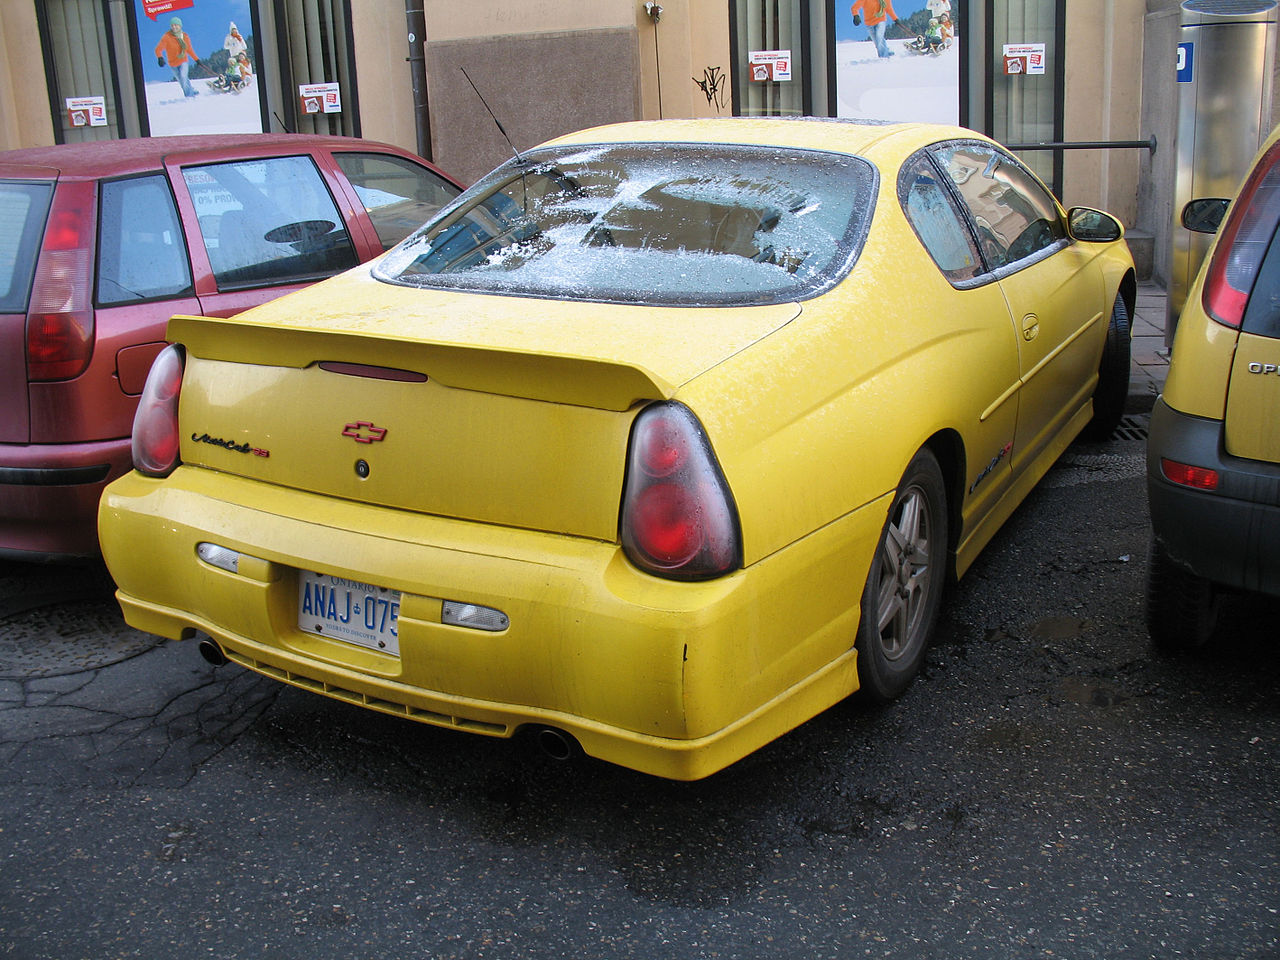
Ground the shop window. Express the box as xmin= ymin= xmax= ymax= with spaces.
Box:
xmin=987 ymin=0 xmax=1061 ymax=189
xmin=733 ymin=0 xmax=807 ymax=116
xmin=37 ymin=0 xmax=122 ymax=143
xmin=274 ymin=0 xmax=360 ymax=137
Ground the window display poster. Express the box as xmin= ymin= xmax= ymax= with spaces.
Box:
xmin=833 ymin=0 xmax=961 ymax=124
xmin=128 ymin=0 xmax=265 ymax=136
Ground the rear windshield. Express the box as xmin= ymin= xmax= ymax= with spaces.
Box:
xmin=0 ymin=181 xmax=54 ymax=313
xmin=1243 ymin=224 xmax=1280 ymax=338
xmin=374 ymin=143 xmax=876 ymax=306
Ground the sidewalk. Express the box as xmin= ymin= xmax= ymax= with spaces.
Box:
xmin=1129 ymin=280 xmax=1169 ymax=414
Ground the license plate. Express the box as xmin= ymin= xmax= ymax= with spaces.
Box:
xmin=298 ymin=571 xmax=401 ymax=656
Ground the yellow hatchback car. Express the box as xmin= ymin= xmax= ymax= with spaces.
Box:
xmin=100 ymin=119 xmax=1135 ymax=779
xmin=1147 ymin=124 xmax=1280 ymax=649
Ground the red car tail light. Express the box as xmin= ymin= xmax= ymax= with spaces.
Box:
xmin=27 ymin=182 xmax=95 ymax=381
xmin=132 ymin=344 xmax=185 ymax=477
xmin=1160 ymin=457 xmax=1219 ymax=491
xmin=621 ymin=402 xmax=741 ymax=580
xmin=1202 ymin=138 xmax=1280 ymax=329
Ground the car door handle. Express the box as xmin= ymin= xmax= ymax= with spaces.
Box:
xmin=1021 ymin=314 xmax=1040 ymax=342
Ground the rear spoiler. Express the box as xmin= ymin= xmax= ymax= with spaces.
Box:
xmin=167 ymin=314 xmax=674 ymax=411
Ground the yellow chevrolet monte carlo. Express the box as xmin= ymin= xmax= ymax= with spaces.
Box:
xmin=99 ymin=119 xmax=1135 ymax=780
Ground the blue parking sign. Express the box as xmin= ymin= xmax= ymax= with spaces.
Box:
xmin=1177 ymin=42 xmax=1194 ymax=83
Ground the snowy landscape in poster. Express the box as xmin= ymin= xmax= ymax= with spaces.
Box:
xmin=834 ymin=37 xmax=961 ymax=124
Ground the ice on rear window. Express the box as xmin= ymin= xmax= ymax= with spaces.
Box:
xmin=374 ymin=143 xmax=875 ymax=306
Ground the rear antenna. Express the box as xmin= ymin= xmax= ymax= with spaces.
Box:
xmin=461 ymin=67 xmax=525 ymax=166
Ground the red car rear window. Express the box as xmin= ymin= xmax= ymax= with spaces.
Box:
xmin=0 ymin=180 xmax=54 ymax=313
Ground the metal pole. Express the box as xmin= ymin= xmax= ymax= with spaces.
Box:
xmin=1004 ymin=137 xmax=1157 ymax=153
xmin=405 ymin=0 xmax=432 ymax=161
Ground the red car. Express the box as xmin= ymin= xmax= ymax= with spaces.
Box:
xmin=0 ymin=133 xmax=462 ymax=560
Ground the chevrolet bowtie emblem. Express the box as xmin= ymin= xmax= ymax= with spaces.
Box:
xmin=342 ymin=421 xmax=388 ymax=443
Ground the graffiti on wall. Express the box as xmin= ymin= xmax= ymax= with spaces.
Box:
xmin=694 ymin=66 xmax=728 ymax=112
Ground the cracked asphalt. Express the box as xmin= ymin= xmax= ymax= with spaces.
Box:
xmin=1 ymin=428 xmax=1278 ymax=959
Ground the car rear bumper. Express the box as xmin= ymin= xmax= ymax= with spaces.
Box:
xmin=1146 ymin=397 xmax=1280 ymax=597
xmin=0 ymin=438 xmax=130 ymax=559
xmin=99 ymin=466 xmax=887 ymax=780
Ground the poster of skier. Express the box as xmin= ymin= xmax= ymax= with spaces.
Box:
xmin=833 ymin=0 xmax=963 ymax=124
xmin=127 ymin=0 xmax=267 ymax=136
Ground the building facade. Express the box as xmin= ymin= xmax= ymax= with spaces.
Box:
xmin=2 ymin=0 xmax=1277 ymax=286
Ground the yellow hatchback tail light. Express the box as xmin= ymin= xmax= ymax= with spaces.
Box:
xmin=1202 ymin=137 xmax=1280 ymax=329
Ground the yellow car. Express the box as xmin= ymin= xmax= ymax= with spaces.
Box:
xmin=99 ymin=119 xmax=1135 ymax=780
xmin=1147 ymin=124 xmax=1280 ymax=649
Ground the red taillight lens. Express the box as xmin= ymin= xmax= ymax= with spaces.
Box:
xmin=621 ymin=403 xmax=741 ymax=580
xmin=630 ymin=483 xmax=702 ymax=566
xmin=27 ymin=185 xmax=95 ymax=381
xmin=132 ymin=344 xmax=185 ymax=477
xmin=1160 ymin=458 xmax=1219 ymax=491
xmin=1201 ymin=139 xmax=1280 ymax=328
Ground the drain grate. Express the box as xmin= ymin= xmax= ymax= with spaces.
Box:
xmin=1113 ymin=414 xmax=1149 ymax=442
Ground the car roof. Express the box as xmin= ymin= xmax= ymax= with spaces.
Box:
xmin=542 ymin=117 xmax=986 ymax=163
xmin=0 ymin=133 xmax=402 ymax=180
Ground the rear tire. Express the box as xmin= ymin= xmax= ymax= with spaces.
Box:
xmin=855 ymin=449 xmax=948 ymax=703
xmin=1145 ymin=535 xmax=1218 ymax=652
xmin=1082 ymin=293 xmax=1131 ymax=441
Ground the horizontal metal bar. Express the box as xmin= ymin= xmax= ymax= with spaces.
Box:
xmin=1004 ymin=137 xmax=1157 ymax=154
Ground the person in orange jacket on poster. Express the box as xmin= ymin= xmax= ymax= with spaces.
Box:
xmin=851 ymin=0 xmax=902 ymax=58
xmin=155 ymin=17 xmax=200 ymax=98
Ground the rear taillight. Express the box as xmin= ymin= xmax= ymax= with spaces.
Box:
xmin=27 ymin=182 xmax=95 ymax=381
xmin=1202 ymin=139 xmax=1280 ymax=328
xmin=620 ymin=402 xmax=741 ymax=580
xmin=132 ymin=344 xmax=185 ymax=477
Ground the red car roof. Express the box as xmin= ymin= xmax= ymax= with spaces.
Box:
xmin=0 ymin=133 xmax=423 ymax=180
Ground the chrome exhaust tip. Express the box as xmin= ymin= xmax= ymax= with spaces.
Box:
xmin=197 ymin=637 xmax=228 ymax=666
xmin=534 ymin=726 xmax=580 ymax=762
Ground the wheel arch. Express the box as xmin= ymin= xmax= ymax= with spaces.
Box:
xmin=1118 ymin=268 xmax=1137 ymax=322
xmin=922 ymin=428 xmax=965 ymax=581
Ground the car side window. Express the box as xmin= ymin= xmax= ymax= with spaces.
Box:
xmin=930 ymin=143 xmax=1066 ymax=270
xmin=97 ymin=174 xmax=193 ymax=305
xmin=898 ymin=156 xmax=984 ymax=283
xmin=182 ymin=155 xmax=358 ymax=291
xmin=333 ymin=152 xmax=462 ymax=250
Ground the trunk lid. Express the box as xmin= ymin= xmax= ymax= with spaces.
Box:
xmin=170 ymin=268 xmax=800 ymax=540
xmin=1224 ymin=330 xmax=1280 ymax=464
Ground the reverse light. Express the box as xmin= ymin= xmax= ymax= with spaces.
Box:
xmin=1160 ymin=458 xmax=1219 ymax=492
xmin=27 ymin=183 xmax=95 ymax=381
xmin=132 ymin=344 xmax=186 ymax=477
xmin=620 ymin=402 xmax=741 ymax=580
xmin=442 ymin=600 xmax=510 ymax=632
xmin=1202 ymin=138 xmax=1280 ymax=328
xmin=197 ymin=542 xmax=242 ymax=573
